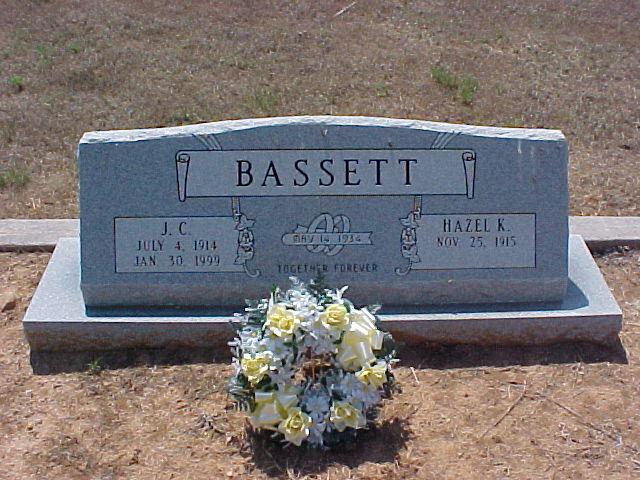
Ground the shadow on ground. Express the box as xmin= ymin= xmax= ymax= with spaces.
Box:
xmin=246 ymin=417 xmax=411 ymax=478
xmin=398 ymin=339 xmax=628 ymax=370
xmin=30 ymin=339 xmax=627 ymax=375
xmin=30 ymin=347 xmax=230 ymax=375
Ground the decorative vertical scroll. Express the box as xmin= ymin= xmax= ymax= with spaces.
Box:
xmin=175 ymin=133 xmax=261 ymax=278
xmin=176 ymin=153 xmax=190 ymax=202
xmin=395 ymin=195 xmax=422 ymax=276
xmin=232 ymin=197 xmax=261 ymax=278
xmin=395 ymin=131 xmax=477 ymax=276
xmin=463 ymin=151 xmax=476 ymax=199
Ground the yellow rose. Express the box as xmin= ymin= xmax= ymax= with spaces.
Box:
xmin=329 ymin=401 xmax=365 ymax=432
xmin=240 ymin=352 xmax=271 ymax=385
xmin=355 ymin=361 xmax=387 ymax=389
xmin=264 ymin=303 xmax=300 ymax=339
xmin=336 ymin=309 xmax=384 ymax=371
xmin=320 ymin=303 xmax=349 ymax=332
xmin=277 ymin=407 xmax=313 ymax=446
xmin=250 ymin=400 xmax=285 ymax=430
xmin=249 ymin=387 xmax=299 ymax=430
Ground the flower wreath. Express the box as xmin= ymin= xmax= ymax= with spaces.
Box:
xmin=227 ymin=277 xmax=398 ymax=449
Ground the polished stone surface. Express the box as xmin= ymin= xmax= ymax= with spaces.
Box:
xmin=78 ymin=116 xmax=568 ymax=307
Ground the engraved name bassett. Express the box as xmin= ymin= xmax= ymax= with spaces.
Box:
xmin=176 ymin=149 xmax=476 ymax=199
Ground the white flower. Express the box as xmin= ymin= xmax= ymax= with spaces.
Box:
xmin=307 ymin=420 xmax=327 ymax=448
xmin=355 ymin=384 xmax=382 ymax=409
xmin=338 ymin=372 xmax=360 ymax=396
xmin=267 ymin=364 xmax=296 ymax=387
xmin=337 ymin=372 xmax=381 ymax=409
xmin=230 ymin=356 xmax=242 ymax=376
xmin=305 ymin=396 xmax=329 ymax=417
xmin=259 ymin=336 xmax=291 ymax=362
xmin=286 ymin=280 xmax=320 ymax=315
xmin=301 ymin=332 xmax=337 ymax=357
xmin=301 ymin=385 xmax=331 ymax=448
xmin=298 ymin=309 xmax=340 ymax=357
xmin=327 ymin=285 xmax=349 ymax=303
xmin=302 ymin=385 xmax=331 ymax=422
xmin=235 ymin=326 xmax=262 ymax=355
xmin=298 ymin=300 xmax=320 ymax=319
xmin=287 ymin=276 xmax=304 ymax=291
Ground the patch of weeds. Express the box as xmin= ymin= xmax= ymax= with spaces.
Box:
xmin=67 ymin=41 xmax=83 ymax=54
xmin=13 ymin=27 xmax=30 ymax=43
xmin=35 ymin=43 xmax=55 ymax=67
xmin=8 ymin=74 xmax=25 ymax=93
xmin=0 ymin=121 xmax=17 ymax=144
xmin=458 ymin=76 xmax=479 ymax=105
xmin=0 ymin=167 xmax=30 ymax=189
xmin=430 ymin=65 xmax=479 ymax=105
xmin=502 ymin=116 xmax=526 ymax=128
xmin=167 ymin=112 xmax=204 ymax=126
xmin=246 ymin=86 xmax=281 ymax=115
xmin=143 ymin=21 xmax=169 ymax=36
xmin=86 ymin=358 xmax=103 ymax=375
xmin=431 ymin=66 xmax=458 ymax=89
xmin=373 ymin=82 xmax=390 ymax=98
xmin=65 ymin=66 xmax=110 ymax=92
xmin=41 ymin=94 xmax=55 ymax=108
xmin=219 ymin=56 xmax=256 ymax=70
xmin=495 ymin=84 xmax=506 ymax=96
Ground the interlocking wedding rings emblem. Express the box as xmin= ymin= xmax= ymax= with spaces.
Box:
xmin=282 ymin=213 xmax=373 ymax=257
xmin=304 ymin=213 xmax=351 ymax=256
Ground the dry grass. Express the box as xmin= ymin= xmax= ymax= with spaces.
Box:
xmin=0 ymin=0 xmax=638 ymax=218
xmin=0 ymin=249 xmax=639 ymax=479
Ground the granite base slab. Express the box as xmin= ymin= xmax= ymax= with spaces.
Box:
xmin=23 ymin=235 xmax=622 ymax=356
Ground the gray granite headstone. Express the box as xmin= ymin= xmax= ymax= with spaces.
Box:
xmin=78 ymin=116 xmax=568 ymax=308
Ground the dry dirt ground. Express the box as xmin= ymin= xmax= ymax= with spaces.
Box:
xmin=0 ymin=248 xmax=638 ymax=479
xmin=0 ymin=0 xmax=639 ymax=218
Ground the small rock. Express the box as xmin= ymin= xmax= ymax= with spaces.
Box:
xmin=0 ymin=291 xmax=18 ymax=312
